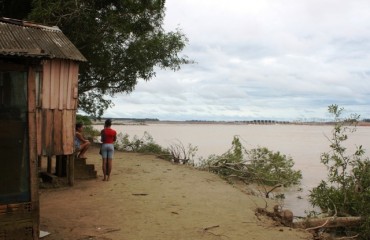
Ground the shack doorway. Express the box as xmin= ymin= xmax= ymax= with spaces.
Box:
xmin=0 ymin=71 xmax=30 ymax=204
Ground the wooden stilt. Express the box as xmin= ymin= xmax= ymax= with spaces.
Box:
xmin=67 ymin=154 xmax=75 ymax=186
xmin=47 ymin=156 xmax=52 ymax=173
xmin=55 ymin=155 xmax=62 ymax=176
xmin=37 ymin=156 xmax=42 ymax=170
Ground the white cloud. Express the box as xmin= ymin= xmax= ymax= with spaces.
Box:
xmin=103 ymin=0 xmax=370 ymax=121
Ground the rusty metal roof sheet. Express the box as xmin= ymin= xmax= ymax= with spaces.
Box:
xmin=0 ymin=18 xmax=87 ymax=62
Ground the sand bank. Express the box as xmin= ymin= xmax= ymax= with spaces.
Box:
xmin=40 ymin=146 xmax=312 ymax=240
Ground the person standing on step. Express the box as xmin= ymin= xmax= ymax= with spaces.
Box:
xmin=100 ymin=119 xmax=117 ymax=181
xmin=75 ymin=122 xmax=91 ymax=159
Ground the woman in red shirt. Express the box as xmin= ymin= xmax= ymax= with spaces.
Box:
xmin=100 ymin=119 xmax=117 ymax=181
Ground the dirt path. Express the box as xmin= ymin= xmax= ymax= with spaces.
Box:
xmin=40 ymin=146 xmax=312 ymax=240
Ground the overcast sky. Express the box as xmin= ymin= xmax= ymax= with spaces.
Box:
xmin=103 ymin=0 xmax=370 ymax=121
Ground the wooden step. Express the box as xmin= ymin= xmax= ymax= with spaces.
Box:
xmin=74 ymin=158 xmax=98 ymax=179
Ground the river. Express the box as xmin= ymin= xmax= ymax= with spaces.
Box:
xmin=94 ymin=123 xmax=370 ymax=217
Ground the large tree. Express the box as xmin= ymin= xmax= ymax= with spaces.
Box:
xmin=0 ymin=0 xmax=32 ymax=19
xmin=1 ymin=0 xmax=190 ymax=117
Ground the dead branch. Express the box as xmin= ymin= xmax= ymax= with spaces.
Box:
xmin=203 ymin=225 xmax=220 ymax=231
xmin=168 ymin=141 xmax=191 ymax=164
xmin=265 ymin=184 xmax=282 ymax=198
xmin=293 ymin=216 xmax=364 ymax=229
xmin=304 ymin=218 xmax=331 ymax=231
xmin=335 ymin=234 xmax=360 ymax=239
xmin=132 ymin=193 xmax=148 ymax=196
xmin=257 ymin=206 xmax=364 ymax=230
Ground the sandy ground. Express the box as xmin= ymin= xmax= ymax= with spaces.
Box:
xmin=40 ymin=146 xmax=313 ymax=240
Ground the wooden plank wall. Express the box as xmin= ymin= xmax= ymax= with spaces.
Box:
xmin=42 ymin=59 xmax=78 ymax=110
xmin=37 ymin=60 xmax=79 ymax=156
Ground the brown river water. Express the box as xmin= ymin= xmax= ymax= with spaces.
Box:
xmin=94 ymin=123 xmax=370 ymax=217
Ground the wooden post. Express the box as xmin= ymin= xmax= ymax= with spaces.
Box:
xmin=47 ymin=156 xmax=52 ymax=173
xmin=37 ymin=156 xmax=42 ymax=170
xmin=55 ymin=155 xmax=62 ymax=176
xmin=28 ymin=66 xmax=40 ymax=240
xmin=67 ymin=154 xmax=74 ymax=186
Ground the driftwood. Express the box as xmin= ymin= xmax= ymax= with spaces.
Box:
xmin=256 ymin=205 xmax=364 ymax=231
xmin=293 ymin=216 xmax=364 ymax=230
xmin=132 ymin=193 xmax=148 ymax=196
xmin=203 ymin=225 xmax=220 ymax=231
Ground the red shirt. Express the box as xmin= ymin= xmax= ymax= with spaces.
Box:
xmin=101 ymin=128 xmax=117 ymax=144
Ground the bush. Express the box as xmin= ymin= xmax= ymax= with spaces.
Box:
xmin=167 ymin=140 xmax=198 ymax=164
xmin=76 ymin=114 xmax=100 ymax=138
xmin=247 ymin=147 xmax=302 ymax=187
xmin=199 ymin=136 xmax=302 ymax=196
xmin=309 ymin=105 xmax=370 ymax=238
xmin=115 ymin=131 xmax=170 ymax=156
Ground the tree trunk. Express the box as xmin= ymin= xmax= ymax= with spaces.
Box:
xmin=293 ymin=216 xmax=364 ymax=229
xmin=256 ymin=207 xmax=364 ymax=230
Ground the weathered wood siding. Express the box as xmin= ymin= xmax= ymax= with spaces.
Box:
xmin=41 ymin=59 xmax=78 ymax=110
xmin=37 ymin=109 xmax=75 ymax=156
xmin=36 ymin=59 xmax=78 ymax=156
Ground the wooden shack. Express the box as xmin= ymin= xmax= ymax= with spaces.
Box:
xmin=0 ymin=17 xmax=86 ymax=240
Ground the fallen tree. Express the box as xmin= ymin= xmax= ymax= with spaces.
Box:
xmin=253 ymin=106 xmax=370 ymax=238
xmin=295 ymin=216 xmax=362 ymax=240
xmin=199 ymin=137 xmax=302 ymax=198
xmin=293 ymin=216 xmax=364 ymax=230
xmin=256 ymin=206 xmax=364 ymax=233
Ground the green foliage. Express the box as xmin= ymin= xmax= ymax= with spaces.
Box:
xmin=247 ymin=147 xmax=302 ymax=187
xmin=32 ymin=0 xmax=191 ymax=117
xmin=76 ymin=114 xmax=99 ymax=138
xmin=199 ymin=136 xmax=246 ymax=176
xmin=114 ymin=132 xmax=197 ymax=164
xmin=200 ymin=136 xmax=302 ymax=189
xmin=76 ymin=114 xmax=92 ymax=126
xmin=115 ymin=131 xmax=169 ymax=156
xmin=0 ymin=0 xmax=32 ymax=19
xmin=1 ymin=0 xmax=191 ymax=117
xmin=114 ymin=132 xmax=138 ymax=152
xmin=309 ymin=104 xmax=370 ymax=238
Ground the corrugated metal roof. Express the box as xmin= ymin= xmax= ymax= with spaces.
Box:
xmin=0 ymin=18 xmax=87 ymax=62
